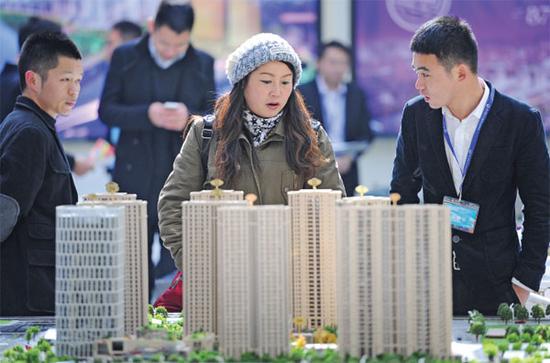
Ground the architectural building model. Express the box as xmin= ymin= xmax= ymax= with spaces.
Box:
xmin=287 ymin=179 xmax=342 ymax=330
xmin=216 ymin=201 xmax=291 ymax=358
xmin=55 ymin=205 xmax=125 ymax=358
xmin=181 ymin=188 xmax=246 ymax=336
xmin=341 ymin=195 xmax=391 ymax=206
xmin=81 ymin=185 xmax=148 ymax=336
xmin=190 ymin=189 xmax=243 ymax=201
xmin=336 ymin=203 xmax=452 ymax=357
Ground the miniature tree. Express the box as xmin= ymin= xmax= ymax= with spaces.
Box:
xmin=546 ymin=304 xmax=550 ymax=317
xmin=497 ymin=303 xmax=513 ymax=324
xmin=155 ymin=306 xmax=168 ymax=319
xmin=506 ymin=325 xmax=520 ymax=336
xmin=483 ymin=342 xmax=498 ymax=362
xmin=468 ymin=309 xmax=485 ymax=324
xmin=497 ymin=340 xmax=509 ymax=356
xmin=24 ymin=326 xmax=40 ymax=344
xmin=469 ymin=320 xmax=487 ymax=342
xmin=507 ymin=333 xmax=519 ymax=343
xmin=531 ymin=304 xmax=545 ymax=324
xmin=515 ymin=305 xmax=529 ymax=322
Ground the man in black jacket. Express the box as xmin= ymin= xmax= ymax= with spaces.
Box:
xmin=390 ymin=16 xmax=550 ymax=315
xmin=98 ymin=1 xmax=216 ymax=294
xmin=0 ymin=32 xmax=81 ymax=315
xmin=299 ymin=41 xmax=374 ymax=196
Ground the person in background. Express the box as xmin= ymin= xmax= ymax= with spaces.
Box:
xmin=0 ymin=16 xmax=93 ymax=175
xmin=105 ymin=20 xmax=143 ymax=61
xmin=98 ymin=0 xmax=216 ymax=296
xmin=102 ymin=20 xmax=143 ymax=147
xmin=0 ymin=32 xmax=82 ymax=315
xmin=158 ymin=33 xmax=345 ymax=274
xmin=390 ymin=16 xmax=550 ymax=315
xmin=299 ymin=41 xmax=374 ymax=196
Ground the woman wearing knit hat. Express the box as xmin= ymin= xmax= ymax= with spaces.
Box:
xmin=158 ymin=33 xmax=345 ymax=272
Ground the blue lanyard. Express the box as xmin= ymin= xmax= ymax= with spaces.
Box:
xmin=442 ymin=85 xmax=495 ymax=198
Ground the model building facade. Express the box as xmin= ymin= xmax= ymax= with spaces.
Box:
xmin=336 ymin=204 xmax=452 ymax=358
xmin=217 ymin=205 xmax=291 ymax=358
xmin=190 ymin=189 xmax=243 ymax=201
xmin=81 ymin=192 xmax=148 ymax=335
xmin=181 ymin=198 xmax=246 ymax=335
xmin=55 ymin=205 xmax=125 ymax=358
xmin=341 ymin=195 xmax=390 ymax=206
xmin=288 ymin=189 xmax=342 ymax=329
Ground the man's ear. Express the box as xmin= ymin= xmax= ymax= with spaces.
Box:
xmin=454 ymin=64 xmax=468 ymax=82
xmin=24 ymin=70 xmax=41 ymax=92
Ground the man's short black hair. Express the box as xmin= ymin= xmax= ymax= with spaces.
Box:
xmin=154 ymin=1 xmax=195 ymax=33
xmin=318 ymin=41 xmax=351 ymax=60
xmin=18 ymin=16 xmax=62 ymax=49
xmin=410 ymin=16 xmax=478 ymax=74
xmin=19 ymin=32 xmax=82 ymax=91
xmin=112 ymin=20 xmax=143 ymax=41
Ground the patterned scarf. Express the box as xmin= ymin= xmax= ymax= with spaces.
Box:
xmin=243 ymin=109 xmax=283 ymax=147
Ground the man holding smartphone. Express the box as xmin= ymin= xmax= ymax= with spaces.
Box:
xmin=98 ymin=1 xmax=216 ymax=296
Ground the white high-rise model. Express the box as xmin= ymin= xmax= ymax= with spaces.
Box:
xmin=55 ymin=205 xmax=125 ymax=358
xmin=81 ymin=183 xmax=148 ymax=335
xmin=336 ymin=200 xmax=452 ymax=358
xmin=217 ymin=197 xmax=291 ymax=358
xmin=190 ymin=189 xmax=243 ymax=201
xmin=287 ymin=178 xmax=342 ymax=330
xmin=182 ymin=180 xmax=246 ymax=335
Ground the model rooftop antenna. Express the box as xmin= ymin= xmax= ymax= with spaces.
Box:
xmin=307 ymin=178 xmax=321 ymax=189
xmin=355 ymin=185 xmax=368 ymax=197
xmin=210 ymin=179 xmax=224 ymax=199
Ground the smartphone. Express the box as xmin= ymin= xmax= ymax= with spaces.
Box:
xmin=164 ymin=102 xmax=179 ymax=109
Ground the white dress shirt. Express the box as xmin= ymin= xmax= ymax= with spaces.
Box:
xmin=442 ymin=79 xmax=489 ymax=196
xmin=316 ymin=76 xmax=347 ymax=143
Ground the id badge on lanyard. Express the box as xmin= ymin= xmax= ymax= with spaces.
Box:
xmin=443 ymin=196 xmax=479 ymax=233
xmin=442 ymin=85 xmax=495 ymax=234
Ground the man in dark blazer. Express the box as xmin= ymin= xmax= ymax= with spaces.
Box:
xmin=98 ymin=1 xmax=215 ymax=295
xmin=299 ymin=41 xmax=374 ymax=196
xmin=0 ymin=32 xmax=81 ymax=315
xmin=391 ymin=16 xmax=550 ymax=315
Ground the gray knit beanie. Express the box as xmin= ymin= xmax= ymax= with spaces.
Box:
xmin=226 ymin=33 xmax=302 ymax=88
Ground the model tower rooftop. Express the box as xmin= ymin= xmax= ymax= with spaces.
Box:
xmin=341 ymin=185 xmax=390 ymax=206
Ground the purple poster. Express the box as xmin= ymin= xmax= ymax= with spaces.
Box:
xmin=354 ymin=0 xmax=550 ymax=135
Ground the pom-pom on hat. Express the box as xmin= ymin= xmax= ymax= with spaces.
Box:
xmin=226 ymin=33 xmax=302 ymax=88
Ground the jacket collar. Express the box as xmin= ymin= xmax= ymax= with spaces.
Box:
xmin=15 ymin=96 xmax=56 ymax=132
xmin=426 ymin=80 xmax=503 ymax=196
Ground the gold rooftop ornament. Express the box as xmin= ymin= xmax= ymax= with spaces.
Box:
xmin=105 ymin=181 xmax=120 ymax=193
xmin=293 ymin=316 xmax=306 ymax=334
xmin=209 ymin=178 xmax=224 ymax=199
xmin=307 ymin=178 xmax=322 ymax=189
xmin=355 ymin=185 xmax=368 ymax=197
xmin=390 ymin=193 xmax=401 ymax=206
xmin=245 ymin=193 xmax=257 ymax=207
xmin=85 ymin=193 xmax=98 ymax=201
